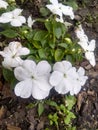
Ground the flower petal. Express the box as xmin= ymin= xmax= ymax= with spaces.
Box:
xmin=14 ymin=65 xmax=31 ymax=81
xmin=85 ymin=51 xmax=96 ymax=66
xmin=2 ymin=57 xmax=23 ymax=69
xmin=14 ymin=79 xmax=32 ymax=98
xmin=17 ymin=47 xmax=30 ymax=56
xmin=0 ymin=0 xmax=8 ymax=9
xmin=77 ymin=67 xmax=85 ymax=76
xmin=87 ymin=40 xmax=96 ymax=51
xmin=11 ymin=19 xmax=23 ymax=27
xmin=54 ymin=78 xmax=70 ymax=94
xmin=36 ymin=60 xmax=51 ymax=76
xmin=32 ymin=80 xmax=50 ymax=100
xmin=49 ymin=71 xmax=63 ymax=86
xmin=22 ymin=60 xmax=36 ymax=74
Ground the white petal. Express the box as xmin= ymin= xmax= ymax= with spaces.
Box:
xmin=85 ymin=51 xmax=96 ymax=66
xmin=77 ymin=67 xmax=85 ymax=76
xmin=36 ymin=60 xmax=51 ymax=76
xmin=22 ymin=60 xmax=36 ymax=74
xmin=17 ymin=47 xmax=30 ymax=56
xmin=53 ymin=60 xmax=72 ymax=73
xmin=18 ymin=16 xmax=26 ymax=24
xmin=60 ymin=5 xmax=74 ymax=19
xmin=27 ymin=16 xmax=35 ymax=28
xmin=49 ymin=71 xmax=63 ymax=86
xmin=87 ymin=40 xmax=96 ymax=51
xmin=46 ymin=5 xmax=62 ymax=17
xmin=11 ymin=19 xmax=23 ymax=27
xmin=50 ymin=0 xmax=58 ymax=5
xmin=32 ymin=81 xmax=50 ymax=100
xmin=0 ymin=12 xmax=12 ymax=23
xmin=33 ymin=77 xmax=52 ymax=91
xmin=9 ymin=41 xmax=22 ymax=54
xmin=0 ymin=0 xmax=8 ymax=9
xmin=12 ymin=8 xmax=22 ymax=16
xmin=2 ymin=57 xmax=23 ymax=69
xmin=14 ymin=79 xmax=32 ymax=98
xmin=54 ymin=78 xmax=70 ymax=94
xmin=14 ymin=65 xmax=31 ymax=81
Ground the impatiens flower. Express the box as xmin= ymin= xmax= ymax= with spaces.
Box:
xmin=68 ymin=67 xmax=88 ymax=95
xmin=14 ymin=60 xmax=52 ymax=100
xmin=46 ymin=0 xmax=74 ymax=22
xmin=75 ymin=25 xmax=96 ymax=66
xmin=0 ymin=8 xmax=26 ymax=27
xmin=27 ymin=15 xmax=35 ymax=28
xmin=0 ymin=0 xmax=8 ymax=9
xmin=0 ymin=41 xmax=30 ymax=69
xmin=49 ymin=61 xmax=88 ymax=95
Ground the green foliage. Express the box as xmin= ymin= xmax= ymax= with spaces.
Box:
xmin=3 ymin=68 xmax=14 ymax=82
xmin=46 ymin=95 xmax=76 ymax=129
xmin=38 ymin=102 xmax=44 ymax=116
xmin=0 ymin=29 xmax=18 ymax=38
xmin=64 ymin=0 xmax=78 ymax=10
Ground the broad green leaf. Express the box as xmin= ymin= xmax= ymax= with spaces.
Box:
xmin=65 ymin=95 xmax=76 ymax=110
xmin=45 ymin=21 xmax=52 ymax=33
xmin=38 ymin=48 xmax=46 ymax=59
xmin=40 ymin=7 xmax=50 ymax=16
xmin=58 ymin=43 xmax=68 ymax=48
xmin=33 ymin=30 xmax=47 ymax=41
xmin=0 ymin=29 xmax=18 ymax=38
xmin=64 ymin=0 xmax=78 ymax=10
xmin=55 ymin=49 xmax=64 ymax=61
xmin=46 ymin=100 xmax=58 ymax=107
xmin=32 ymin=41 xmax=41 ymax=49
xmin=38 ymin=102 xmax=44 ymax=116
xmin=3 ymin=68 xmax=15 ymax=82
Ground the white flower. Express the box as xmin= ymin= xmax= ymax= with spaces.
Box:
xmin=14 ymin=60 xmax=52 ymax=100
xmin=49 ymin=61 xmax=76 ymax=94
xmin=68 ymin=67 xmax=88 ymax=95
xmin=46 ymin=0 xmax=74 ymax=21
xmin=0 ymin=8 xmax=26 ymax=27
xmin=27 ymin=15 xmax=35 ymax=28
xmin=0 ymin=0 xmax=8 ymax=9
xmin=75 ymin=25 xmax=96 ymax=66
xmin=0 ymin=41 xmax=30 ymax=69
xmin=49 ymin=61 xmax=88 ymax=95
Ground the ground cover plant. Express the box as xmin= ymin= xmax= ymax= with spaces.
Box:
xmin=0 ymin=0 xmax=98 ymax=130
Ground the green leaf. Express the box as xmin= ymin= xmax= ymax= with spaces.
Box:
xmin=58 ymin=43 xmax=68 ymax=48
xmin=32 ymin=41 xmax=41 ymax=49
xmin=38 ymin=48 xmax=46 ymax=59
xmin=46 ymin=100 xmax=58 ymax=107
xmin=65 ymin=0 xmax=78 ymax=10
xmin=65 ymin=95 xmax=76 ymax=110
xmin=53 ymin=22 xmax=62 ymax=39
xmin=33 ymin=30 xmax=48 ymax=41
xmin=40 ymin=7 xmax=50 ymax=16
xmin=3 ymin=68 xmax=15 ymax=82
xmin=45 ymin=21 xmax=52 ymax=33
xmin=38 ymin=102 xmax=44 ymax=116
xmin=55 ymin=49 xmax=64 ymax=61
xmin=0 ymin=29 xmax=18 ymax=38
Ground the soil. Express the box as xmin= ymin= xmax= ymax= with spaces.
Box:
xmin=0 ymin=0 xmax=98 ymax=130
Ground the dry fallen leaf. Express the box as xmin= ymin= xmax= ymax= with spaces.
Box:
xmin=0 ymin=106 xmax=7 ymax=119
xmin=7 ymin=125 xmax=21 ymax=130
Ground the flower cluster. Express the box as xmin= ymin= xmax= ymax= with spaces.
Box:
xmin=0 ymin=0 xmax=96 ymax=100
xmin=0 ymin=42 xmax=88 ymax=100
xmin=46 ymin=0 xmax=74 ymax=23
xmin=0 ymin=0 xmax=8 ymax=9
xmin=75 ymin=25 xmax=96 ymax=67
